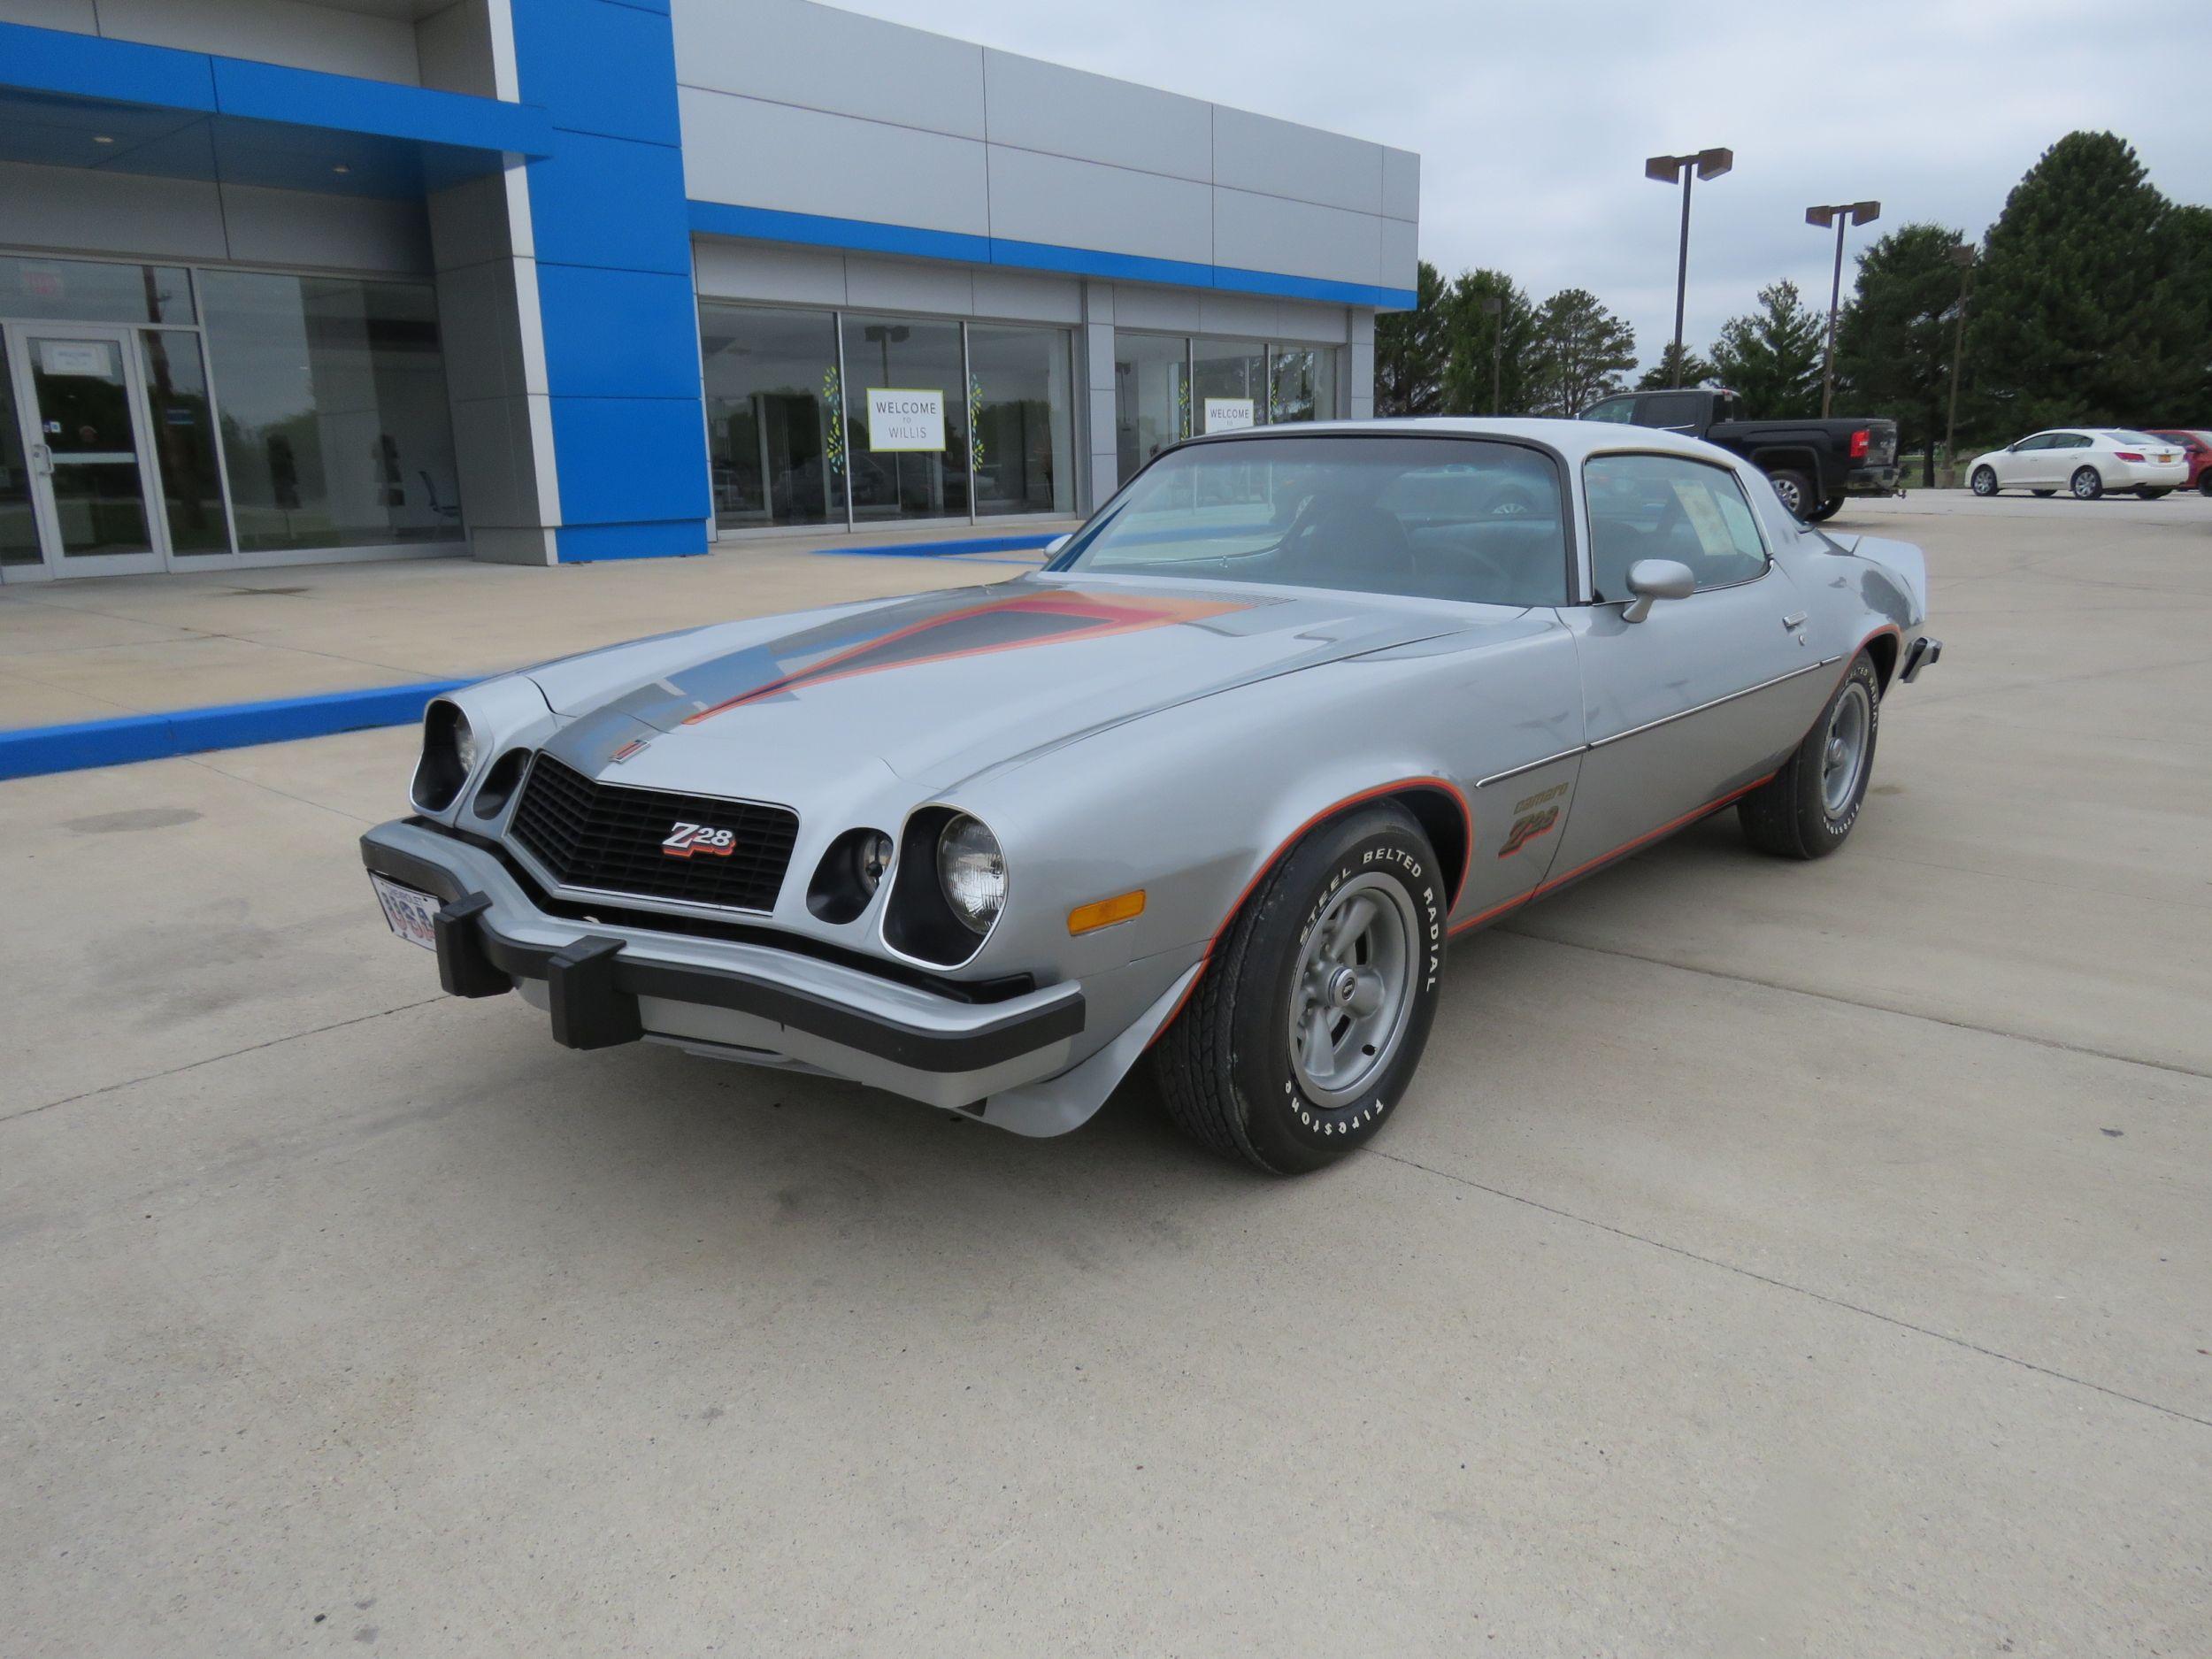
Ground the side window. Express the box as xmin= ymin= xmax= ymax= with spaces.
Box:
xmin=1639 ymin=392 xmax=1701 ymax=429
xmin=2014 ymin=434 xmax=2051 ymax=451
xmin=1584 ymin=452 xmax=1769 ymax=601
xmin=2062 ymin=434 xmax=2093 ymax=449
xmin=1581 ymin=396 xmax=1637 ymax=425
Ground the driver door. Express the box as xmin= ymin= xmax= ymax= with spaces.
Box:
xmin=1555 ymin=451 xmax=1824 ymax=878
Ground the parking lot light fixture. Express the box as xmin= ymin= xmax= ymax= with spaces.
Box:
xmin=1647 ymin=149 xmax=1733 ymax=389
xmin=1945 ymin=243 xmax=1976 ymax=487
xmin=1807 ymin=200 xmax=1881 ymax=418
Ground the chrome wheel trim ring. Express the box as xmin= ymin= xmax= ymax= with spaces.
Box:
xmin=1287 ymin=872 xmax=1419 ymax=1109
xmin=1822 ymin=681 xmax=1873 ymax=818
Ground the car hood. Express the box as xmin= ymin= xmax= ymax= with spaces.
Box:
xmin=528 ymin=575 xmax=1482 ymax=794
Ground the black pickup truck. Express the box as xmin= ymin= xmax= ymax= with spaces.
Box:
xmin=1578 ymin=388 xmax=1901 ymax=521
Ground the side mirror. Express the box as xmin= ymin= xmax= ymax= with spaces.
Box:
xmin=1622 ymin=557 xmax=1694 ymax=623
xmin=1043 ymin=534 xmax=1071 ymax=557
xmin=2007 ymin=441 xmax=2023 ymax=452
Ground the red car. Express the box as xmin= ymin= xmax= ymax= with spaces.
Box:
xmin=2144 ymin=430 xmax=2212 ymax=494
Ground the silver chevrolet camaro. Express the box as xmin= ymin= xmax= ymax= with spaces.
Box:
xmin=362 ymin=419 xmax=1938 ymax=1173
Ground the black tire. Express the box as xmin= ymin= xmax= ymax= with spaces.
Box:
xmin=2070 ymin=465 xmax=2104 ymax=501
xmin=2136 ymin=487 xmax=2171 ymax=500
xmin=1970 ymin=466 xmax=2000 ymax=497
xmin=1767 ymin=468 xmax=1816 ymax=519
xmin=1805 ymin=495 xmax=1845 ymax=522
xmin=1151 ymin=803 xmax=1446 ymax=1174
xmin=1738 ymin=654 xmax=1881 ymax=860
xmin=2032 ymin=488 xmax=2055 ymax=497
xmin=2199 ymin=474 xmax=2212 ymax=497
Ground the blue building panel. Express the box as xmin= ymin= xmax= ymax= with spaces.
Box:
xmin=548 ymin=397 xmax=713 ymax=525
xmin=511 ymin=0 xmax=683 ymax=147
xmin=535 ymin=265 xmax=703 ymax=400
xmin=525 ymin=129 xmax=693 ymax=275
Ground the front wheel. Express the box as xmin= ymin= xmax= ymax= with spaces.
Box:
xmin=1152 ymin=803 xmax=1446 ymax=1173
xmin=2136 ymin=487 xmax=2171 ymax=500
xmin=1970 ymin=466 xmax=1999 ymax=497
xmin=1768 ymin=468 xmax=1816 ymax=519
xmin=1739 ymin=654 xmax=1880 ymax=860
xmin=2070 ymin=466 xmax=2104 ymax=501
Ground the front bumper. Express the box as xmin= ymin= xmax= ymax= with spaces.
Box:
xmin=360 ymin=818 xmax=1087 ymax=1110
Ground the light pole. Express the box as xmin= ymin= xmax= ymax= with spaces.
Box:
xmin=1645 ymin=148 xmax=1733 ymax=388
xmin=1806 ymin=200 xmax=1879 ymax=417
xmin=1943 ymin=242 xmax=1975 ymax=487
xmin=1481 ymin=295 xmax=1503 ymax=414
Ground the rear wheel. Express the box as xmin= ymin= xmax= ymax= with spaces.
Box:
xmin=2200 ymin=474 xmax=2212 ymax=497
xmin=1739 ymin=654 xmax=1880 ymax=860
xmin=2136 ymin=487 xmax=2171 ymax=500
xmin=1152 ymin=803 xmax=1446 ymax=1174
xmin=1970 ymin=466 xmax=1999 ymax=496
xmin=2070 ymin=465 xmax=2104 ymax=501
xmin=1767 ymin=468 xmax=1816 ymax=519
xmin=1806 ymin=495 xmax=1844 ymax=522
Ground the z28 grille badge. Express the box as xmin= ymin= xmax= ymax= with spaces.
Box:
xmin=662 ymin=823 xmax=737 ymax=858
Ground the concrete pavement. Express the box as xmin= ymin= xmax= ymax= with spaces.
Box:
xmin=2 ymin=494 xmax=2208 ymax=1655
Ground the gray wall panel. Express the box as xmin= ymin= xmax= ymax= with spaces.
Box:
xmin=1213 ymin=187 xmax=1380 ymax=288
xmin=220 ymin=184 xmax=433 ymax=274
xmin=679 ymin=88 xmax=989 ymax=236
xmin=672 ymin=0 xmax=986 ymax=140
xmin=843 ymin=255 xmax=973 ymax=317
xmin=969 ymin=266 xmax=1081 ymax=324
xmin=1379 ymin=216 xmax=1418 ymax=290
xmin=979 ymin=48 xmax=1210 ymax=183
xmin=93 ymin=0 xmax=422 ymax=85
xmin=1382 ymin=147 xmax=1421 ymax=222
xmin=1111 ymin=285 xmax=1202 ymax=334
xmin=426 ymin=172 xmax=518 ymax=272
xmin=693 ymin=240 xmax=848 ymax=307
xmin=0 ymin=159 xmax=227 ymax=260
xmin=1195 ymin=291 xmax=1279 ymax=340
xmin=1274 ymin=299 xmax=1351 ymax=345
xmin=1211 ymin=106 xmax=1381 ymax=217
xmin=986 ymin=146 xmax=1211 ymax=266
xmin=0 ymin=0 xmax=95 ymax=29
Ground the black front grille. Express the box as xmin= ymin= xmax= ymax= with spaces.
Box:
xmin=509 ymin=753 xmax=799 ymax=913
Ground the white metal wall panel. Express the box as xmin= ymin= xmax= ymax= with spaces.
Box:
xmin=220 ymin=184 xmax=432 ymax=274
xmin=672 ymin=0 xmax=986 ymax=139
xmin=678 ymin=88 xmax=990 ymax=238
xmin=91 ymin=0 xmax=423 ymax=85
xmin=1382 ymin=147 xmax=1421 ymax=223
xmin=1213 ymin=188 xmax=1383 ymax=288
xmin=1210 ymin=105 xmax=1383 ymax=217
xmin=985 ymin=146 xmax=1212 ymax=266
xmin=979 ymin=47 xmax=1211 ymax=183
xmin=0 ymin=159 xmax=229 ymax=260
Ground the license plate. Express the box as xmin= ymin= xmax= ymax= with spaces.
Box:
xmin=371 ymin=874 xmax=441 ymax=952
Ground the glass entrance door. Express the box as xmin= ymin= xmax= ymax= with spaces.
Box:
xmin=2 ymin=323 xmax=167 ymax=578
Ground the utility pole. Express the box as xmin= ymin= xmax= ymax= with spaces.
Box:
xmin=1646 ymin=150 xmax=1733 ymax=388
xmin=1482 ymin=295 xmax=1503 ymax=414
xmin=1806 ymin=201 xmax=1880 ymax=417
xmin=1944 ymin=242 xmax=1976 ymax=487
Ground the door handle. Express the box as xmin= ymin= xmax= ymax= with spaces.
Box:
xmin=1782 ymin=611 xmax=1808 ymax=631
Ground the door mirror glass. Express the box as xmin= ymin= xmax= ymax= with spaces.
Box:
xmin=1622 ymin=557 xmax=1695 ymax=622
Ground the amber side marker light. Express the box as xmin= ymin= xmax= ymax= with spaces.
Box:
xmin=1068 ymin=889 xmax=1146 ymax=935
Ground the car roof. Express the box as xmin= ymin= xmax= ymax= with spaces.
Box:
xmin=1192 ymin=416 xmax=1734 ymax=465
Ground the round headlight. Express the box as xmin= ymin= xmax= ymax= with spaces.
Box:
xmin=855 ymin=831 xmax=894 ymax=895
xmin=936 ymin=815 xmax=1006 ymax=934
xmin=452 ymin=713 xmax=478 ymax=777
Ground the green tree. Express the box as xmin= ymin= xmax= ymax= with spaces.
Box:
xmin=1636 ymin=342 xmax=1716 ymax=391
xmin=1373 ymin=260 xmax=1448 ymax=416
xmin=1528 ymin=288 xmax=1637 ymax=416
xmin=1833 ymin=223 xmax=1969 ymax=484
xmin=1966 ymin=131 xmax=2204 ymax=433
xmin=1439 ymin=268 xmax=1542 ymax=415
xmin=1709 ymin=280 xmax=1824 ymax=417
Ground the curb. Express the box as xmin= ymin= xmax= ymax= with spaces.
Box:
xmin=0 ymin=677 xmax=473 ymax=782
xmin=808 ymin=532 xmax=1064 ymax=558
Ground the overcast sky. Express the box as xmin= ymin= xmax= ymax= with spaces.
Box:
xmin=834 ymin=0 xmax=2212 ymax=371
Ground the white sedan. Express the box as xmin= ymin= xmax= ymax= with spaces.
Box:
xmin=1967 ymin=429 xmax=2190 ymax=501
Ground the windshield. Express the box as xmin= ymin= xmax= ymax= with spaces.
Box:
xmin=1050 ymin=434 xmax=1570 ymax=607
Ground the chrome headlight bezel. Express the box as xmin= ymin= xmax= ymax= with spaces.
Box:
xmin=410 ymin=698 xmax=477 ymax=814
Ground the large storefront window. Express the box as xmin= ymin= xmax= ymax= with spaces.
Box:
xmin=842 ymin=314 xmax=970 ymax=523
xmin=969 ymin=324 xmax=1074 ymax=517
xmin=1117 ymin=334 xmax=1344 ymax=480
xmin=698 ymin=305 xmax=1077 ymax=533
xmin=200 ymin=271 xmax=463 ymax=552
xmin=700 ymin=303 xmax=841 ymax=528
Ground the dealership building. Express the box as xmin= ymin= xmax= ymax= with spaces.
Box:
xmin=0 ymin=0 xmax=1419 ymax=582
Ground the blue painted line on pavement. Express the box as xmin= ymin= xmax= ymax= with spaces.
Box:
xmin=0 ymin=677 xmax=474 ymax=781
xmin=810 ymin=532 xmax=1062 ymax=559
